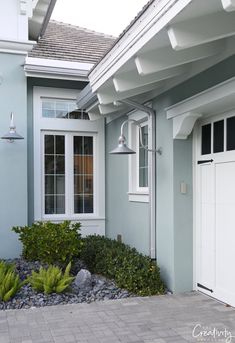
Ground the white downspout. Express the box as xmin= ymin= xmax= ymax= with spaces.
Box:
xmin=119 ymin=99 xmax=157 ymax=259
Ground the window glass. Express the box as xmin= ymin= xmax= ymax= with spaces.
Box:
xmin=227 ymin=116 xmax=235 ymax=151
xmin=44 ymin=135 xmax=65 ymax=214
xmin=42 ymin=99 xmax=89 ymax=120
xmin=213 ymin=120 xmax=224 ymax=153
xmin=139 ymin=125 xmax=148 ymax=188
xmin=201 ymin=124 xmax=211 ymax=155
xmin=74 ymin=136 xmax=93 ymax=214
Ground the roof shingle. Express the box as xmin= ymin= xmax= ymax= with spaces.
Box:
xmin=29 ymin=20 xmax=116 ymax=64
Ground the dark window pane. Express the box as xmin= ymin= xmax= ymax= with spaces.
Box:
xmin=84 ymin=176 xmax=93 ymax=194
xmin=74 ymin=195 xmax=83 ymax=213
xmin=55 ymin=196 xmax=65 ymax=214
xmin=45 ymin=176 xmax=54 ymax=195
xmin=84 ymin=137 xmax=93 ymax=155
xmin=55 ymin=156 xmax=65 ymax=174
xmin=213 ymin=120 xmax=224 ymax=153
xmin=45 ymin=155 xmax=54 ymax=174
xmin=74 ymin=155 xmax=83 ymax=174
xmin=55 ymin=176 xmax=65 ymax=194
xmin=139 ymin=167 xmax=148 ymax=188
xmin=227 ymin=116 xmax=235 ymax=151
xmin=45 ymin=196 xmax=54 ymax=214
xmin=45 ymin=135 xmax=54 ymax=154
xmin=201 ymin=124 xmax=211 ymax=155
xmin=74 ymin=175 xmax=83 ymax=194
xmin=84 ymin=195 xmax=93 ymax=213
xmin=56 ymin=136 xmax=65 ymax=154
xmin=74 ymin=136 xmax=83 ymax=154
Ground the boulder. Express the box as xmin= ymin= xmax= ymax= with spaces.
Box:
xmin=75 ymin=269 xmax=92 ymax=291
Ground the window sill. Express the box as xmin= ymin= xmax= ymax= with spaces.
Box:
xmin=128 ymin=192 xmax=149 ymax=203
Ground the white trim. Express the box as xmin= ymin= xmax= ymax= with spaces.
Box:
xmin=166 ymin=77 xmax=235 ymax=119
xmin=0 ymin=39 xmax=36 ymax=55
xmin=128 ymin=110 xmax=149 ymax=202
xmin=89 ymin=0 xmax=192 ymax=92
xmin=24 ymin=57 xmax=93 ymax=80
xmin=33 ymin=87 xmax=105 ymax=233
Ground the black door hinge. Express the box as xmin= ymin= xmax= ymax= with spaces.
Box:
xmin=197 ymin=159 xmax=214 ymax=165
xmin=197 ymin=283 xmax=213 ymax=293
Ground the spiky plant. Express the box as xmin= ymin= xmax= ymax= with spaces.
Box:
xmin=27 ymin=262 xmax=74 ymax=294
xmin=0 ymin=261 xmax=24 ymax=302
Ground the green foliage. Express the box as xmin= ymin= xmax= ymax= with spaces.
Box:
xmin=80 ymin=235 xmax=165 ymax=296
xmin=27 ymin=262 xmax=75 ymax=294
xmin=0 ymin=261 xmax=24 ymax=302
xmin=12 ymin=221 xmax=82 ymax=265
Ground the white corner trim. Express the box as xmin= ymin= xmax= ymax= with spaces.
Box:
xmin=0 ymin=39 xmax=36 ymax=54
xmin=166 ymin=77 xmax=235 ymax=119
xmin=173 ymin=112 xmax=202 ymax=139
xmin=24 ymin=57 xmax=94 ymax=80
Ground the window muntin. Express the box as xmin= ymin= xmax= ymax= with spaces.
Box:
xmin=201 ymin=115 xmax=235 ymax=155
xmin=43 ymin=133 xmax=94 ymax=216
xmin=42 ymin=99 xmax=89 ymax=120
xmin=74 ymin=136 xmax=93 ymax=214
xmin=44 ymin=134 xmax=65 ymax=214
xmin=138 ymin=125 xmax=148 ymax=188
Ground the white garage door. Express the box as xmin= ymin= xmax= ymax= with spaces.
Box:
xmin=196 ymin=113 xmax=235 ymax=307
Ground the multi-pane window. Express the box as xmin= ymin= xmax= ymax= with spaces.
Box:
xmin=44 ymin=135 xmax=65 ymax=214
xmin=74 ymin=136 xmax=93 ymax=213
xmin=42 ymin=99 xmax=89 ymax=120
xmin=201 ymin=115 xmax=235 ymax=155
xmin=43 ymin=133 xmax=94 ymax=216
xmin=138 ymin=125 xmax=148 ymax=188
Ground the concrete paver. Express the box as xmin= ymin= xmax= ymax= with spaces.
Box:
xmin=1 ymin=292 xmax=235 ymax=343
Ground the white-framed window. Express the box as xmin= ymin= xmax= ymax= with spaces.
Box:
xmin=128 ymin=110 xmax=151 ymax=202
xmin=33 ymin=87 xmax=105 ymax=229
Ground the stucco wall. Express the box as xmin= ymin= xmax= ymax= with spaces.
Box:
xmin=0 ymin=53 xmax=27 ymax=258
xmin=106 ymin=115 xmax=150 ymax=255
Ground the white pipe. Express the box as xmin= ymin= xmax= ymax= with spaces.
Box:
xmin=119 ymin=99 xmax=157 ymax=259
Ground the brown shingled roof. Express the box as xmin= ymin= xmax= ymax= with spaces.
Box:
xmin=29 ymin=20 xmax=117 ymax=64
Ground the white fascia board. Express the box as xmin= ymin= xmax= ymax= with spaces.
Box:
xmin=0 ymin=39 xmax=36 ymax=55
xmin=24 ymin=57 xmax=93 ymax=80
xmin=89 ymin=0 xmax=193 ymax=92
xmin=166 ymin=77 xmax=235 ymax=119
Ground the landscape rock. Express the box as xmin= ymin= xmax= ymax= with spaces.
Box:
xmin=75 ymin=269 xmax=92 ymax=290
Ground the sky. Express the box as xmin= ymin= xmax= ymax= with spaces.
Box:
xmin=51 ymin=0 xmax=148 ymax=37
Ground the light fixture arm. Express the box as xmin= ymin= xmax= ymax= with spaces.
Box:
xmin=120 ymin=119 xmax=162 ymax=154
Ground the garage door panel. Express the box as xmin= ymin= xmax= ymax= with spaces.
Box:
xmin=215 ymin=162 xmax=235 ymax=303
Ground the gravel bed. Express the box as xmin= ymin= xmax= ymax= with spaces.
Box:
xmin=0 ymin=259 xmax=133 ymax=310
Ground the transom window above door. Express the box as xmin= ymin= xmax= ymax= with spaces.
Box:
xmin=42 ymin=98 xmax=89 ymax=120
xmin=201 ymin=114 xmax=235 ymax=155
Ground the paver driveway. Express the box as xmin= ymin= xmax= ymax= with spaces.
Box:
xmin=1 ymin=292 xmax=235 ymax=343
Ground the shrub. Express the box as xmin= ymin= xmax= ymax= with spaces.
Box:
xmin=80 ymin=235 xmax=165 ymax=296
xmin=12 ymin=221 xmax=82 ymax=265
xmin=27 ymin=262 xmax=74 ymax=294
xmin=0 ymin=261 xmax=24 ymax=302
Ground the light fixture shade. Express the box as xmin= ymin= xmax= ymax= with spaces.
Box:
xmin=1 ymin=112 xmax=24 ymax=141
xmin=110 ymin=143 xmax=136 ymax=154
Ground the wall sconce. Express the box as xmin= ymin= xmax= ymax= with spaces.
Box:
xmin=110 ymin=119 xmax=162 ymax=155
xmin=1 ymin=113 xmax=24 ymax=142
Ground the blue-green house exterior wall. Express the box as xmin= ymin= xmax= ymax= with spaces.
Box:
xmin=105 ymin=55 xmax=235 ymax=293
xmin=0 ymin=53 xmax=28 ymax=258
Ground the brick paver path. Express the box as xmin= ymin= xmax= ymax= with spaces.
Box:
xmin=1 ymin=292 xmax=235 ymax=343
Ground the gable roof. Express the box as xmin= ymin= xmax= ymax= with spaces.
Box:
xmin=28 ymin=20 xmax=116 ymax=64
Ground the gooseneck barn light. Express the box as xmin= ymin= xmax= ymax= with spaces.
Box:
xmin=109 ymin=119 xmax=162 ymax=155
xmin=1 ymin=113 xmax=24 ymax=142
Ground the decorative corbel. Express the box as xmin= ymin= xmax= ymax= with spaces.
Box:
xmin=173 ymin=112 xmax=202 ymax=139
